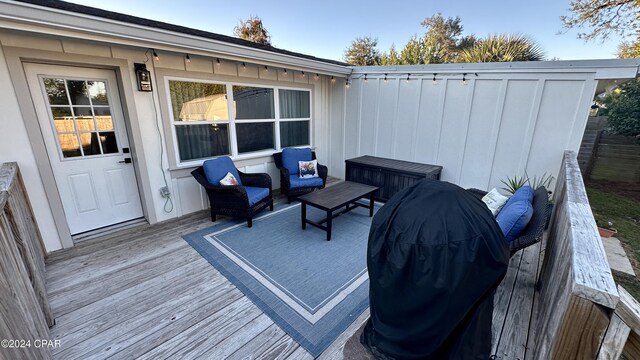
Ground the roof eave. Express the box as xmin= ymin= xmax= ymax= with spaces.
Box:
xmin=352 ymin=60 xmax=640 ymax=80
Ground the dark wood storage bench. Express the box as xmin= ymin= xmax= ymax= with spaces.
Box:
xmin=345 ymin=156 xmax=442 ymax=202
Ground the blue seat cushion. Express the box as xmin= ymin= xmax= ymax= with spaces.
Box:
xmin=496 ymin=186 xmax=534 ymax=242
xmin=289 ymin=175 xmax=323 ymax=189
xmin=245 ymin=186 xmax=269 ymax=206
xmin=203 ymin=156 xmax=242 ymax=186
xmin=282 ymin=147 xmax=312 ymax=176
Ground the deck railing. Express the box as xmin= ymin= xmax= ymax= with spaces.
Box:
xmin=0 ymin=162 xmax=53 ymax=359
xmin=531 ymin=151 xmax=619 ymax=359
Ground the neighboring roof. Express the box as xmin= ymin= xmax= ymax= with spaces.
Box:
xmin=14 ymin=0 xmax=349 ymax=67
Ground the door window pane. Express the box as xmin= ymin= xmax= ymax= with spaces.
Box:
xmin=94 ymin=108 xmax=113 ymax=130
xmin=233 ymin=86 xmax=274 ymax=119
xmin=175 ymin=124 xmax=230 ymax=161
xmin=80 ymin=132 xmax=101 ymax=156
xmin=99 ymin=132 xmax=119 ymax=154
xmin=235 ymin=122 xmax=275 ymax=153
xmin=169 ymin=81 xmax=228 ymax=121
xmin=58 ymin=134 xmax=81 ymax=158
xmin=52 ymin=107 xmax=74 ymax=133
xmin=44 ymin=77 xmax=121 ymax=159
xmin=44 ymin=78 xmax=68 ymax=105
xmin=88 ymin=81 xmax=109 ymax=105
xmin=279 ymin=90 xmax=310 ymax=119
xmin=280 ymin=121 xmax=310 ymax=147
xmin=73 ymin=107 xmax=95 ymax=131
xmin=67 ymin=80 xmax=90 ymax=105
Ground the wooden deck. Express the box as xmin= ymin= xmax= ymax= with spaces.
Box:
xmin=45 ymin=202 xmax=543 ymax=359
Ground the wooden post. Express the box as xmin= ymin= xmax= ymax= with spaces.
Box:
xmin=0 ymin=162 xmax=53 ymax=360
xmin=531 ymin=151 xmax=619 ymax=359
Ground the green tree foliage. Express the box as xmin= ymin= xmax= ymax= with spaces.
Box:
xmin=343 ymin=36 xmax=381 ymax=66
xmin=458 ymin=34 xmax=545 ymax=63
xmin=605 ymin=79 xmax=640 ymax=137
xmin=617 ymin=39 xmax=640 ymax=58
xmin=420 ymin=14 xmax=475 ymax=64
xmin=379 ymin=45 xmax=401 ymax=65
xmin=394 ymin=14 xmax=475 ymax=64
xmin=561 ymin=0 xmax=638 ymax=41
xmin=344 ymin=14 xmax=543 ymax=65
xmin=400 ymin=36 xmax=425 ymax=64
xmin=562 ymin=0 xmax=639 ymax=61
xmin=234 ymin=16 xmax=271 ymax=45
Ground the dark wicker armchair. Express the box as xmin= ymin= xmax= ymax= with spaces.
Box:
xmin=191 ymin=165 xmax=273 ymax=228
xmin=467 ymin=186 xmax=552 ymax=255
xmin=273 ymin=150 xmax=328 ymax=203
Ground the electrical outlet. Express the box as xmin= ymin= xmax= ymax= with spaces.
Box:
xmin=160 ymin=186 xmax=171 ymax=198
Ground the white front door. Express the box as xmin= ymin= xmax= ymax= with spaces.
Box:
xmin=25 ymin=63 xmax=143 ymax=235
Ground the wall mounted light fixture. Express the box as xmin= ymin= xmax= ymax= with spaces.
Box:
xmin=134 ymin=63 xmax=152 ymax=92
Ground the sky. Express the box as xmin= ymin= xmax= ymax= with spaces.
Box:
xmin=67 ymin=0 xmax=626 ymax=62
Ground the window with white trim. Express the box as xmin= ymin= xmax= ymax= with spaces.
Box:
xmin=167 ymin=78 xmax=311 ymax=164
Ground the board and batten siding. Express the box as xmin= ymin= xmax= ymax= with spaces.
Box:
xmin=328 ymin=63 xmax=639 ymax=190
xmin=0 ymin=30 xmax=339 ymax=252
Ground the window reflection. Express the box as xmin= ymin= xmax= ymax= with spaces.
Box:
xmin=58 ymin=134 xmax=81 ymax=158
xmin=67 ymin=80 xmax=90 ymax=105
xmin=169 ymin=81 xmax=228 ymax=121
xmin=73 ymin=107 xmax=95 ymax=131
xmin=175 ymin=124 xmax=230 ymax=161
xmin=94 ymin=108 xmax=113 ymax=130
xmin=44 ymin=78 xmax=68 ymax=105
xmin=99 ymin=132 xmax=118 ymax=154
xmin=43 ymin=77 xmax=119 ymax=158
xmin=280 ymin=121 xmax=310 ymax=147
xmin=279 ymin=90 xmax=310 ymax=119
xmin=87 ymin=81 xmax=109 ymax=105
xmin=236 ymin=122 xmax=274 ymax=153
xmin=80 ymin=132 xmax=101 ymax=156
xmin=233 ymin=86 xmax=274 ymax=120
xmin=52 ymin=107 xmax=74 ymax=133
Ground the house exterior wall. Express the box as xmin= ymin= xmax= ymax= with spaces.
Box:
xmin=0 ymin=30 xmax=336 ymax=252
xmin=0 ymin=43 xmax=62 ymax=252
xmin=329 ymin=64 xmax=638 ymax=190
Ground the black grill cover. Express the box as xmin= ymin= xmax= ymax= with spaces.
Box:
xmin=361 ymin=179 xmax=509 ymax=359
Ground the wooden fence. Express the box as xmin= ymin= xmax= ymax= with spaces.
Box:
xmin=0 ymin=162 xmax=53 ymax=360
xmin=590 ymin=133 xmax=640 ymax=183
xmin=531 ymin=151 xmax=619 ymax=359
xmin=577 ymin=116 xmax=607 ymax=174
xmin=578 ymin=116 xmax=640 ymax=183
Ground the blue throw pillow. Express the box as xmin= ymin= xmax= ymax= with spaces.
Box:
xmin=496 ymin=186 xmax=534 ymax=242
xmin=282 ymin=147 xmax=312 ymax=175
xmin=203 ymin=156 xmax=242 ymax=186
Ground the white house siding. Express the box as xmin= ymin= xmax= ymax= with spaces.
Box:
xmin=154 ymin=51 xmax=333 ymax=218
xmin=0 ymin=31 xmax=336 ymax=252
xmin=330 ymin=64 xmax=638 ymax=190
xmin=0 ymin=43 xmax=61 ymax=252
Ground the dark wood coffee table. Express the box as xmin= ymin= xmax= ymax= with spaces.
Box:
xmin=298 ymin=181 xmax=379 ymax=241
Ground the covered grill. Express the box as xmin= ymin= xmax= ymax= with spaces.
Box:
xmin=361 ymin=179 xmax=509 ymax=359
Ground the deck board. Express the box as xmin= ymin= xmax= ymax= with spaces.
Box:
xmin=491 ymin=249 xmax=523 ymax=354
xmin=46 ymin=190 xmax=542 ymax=359
xmin=494 ymin=242 xmax=541 ymax=359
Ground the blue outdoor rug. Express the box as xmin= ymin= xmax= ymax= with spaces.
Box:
xmin=183 ymin=202 xmax=378 ymax=357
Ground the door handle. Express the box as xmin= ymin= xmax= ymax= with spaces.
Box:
xmin=119 ymin=158 xmax=132 ymax=164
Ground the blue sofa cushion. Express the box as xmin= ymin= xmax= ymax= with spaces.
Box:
xmin=289 ymin=175 xmax=323 ymax=189
xmin=203 ymin=156 xmax=242 ymax=186
xmin=245 ymin=186 xmax=269 ymax=206
xmin=282 ymin=147 xmax=312 ymax=176
xmin=496 ymin=186 xmax=534 ymax=242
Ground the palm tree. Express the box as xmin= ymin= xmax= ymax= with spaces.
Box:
xmin=458 ymin=34 xmax=545 ymax=63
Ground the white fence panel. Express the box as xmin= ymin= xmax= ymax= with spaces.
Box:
xmin=328 ymin=62 xmax=638 ymax=190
